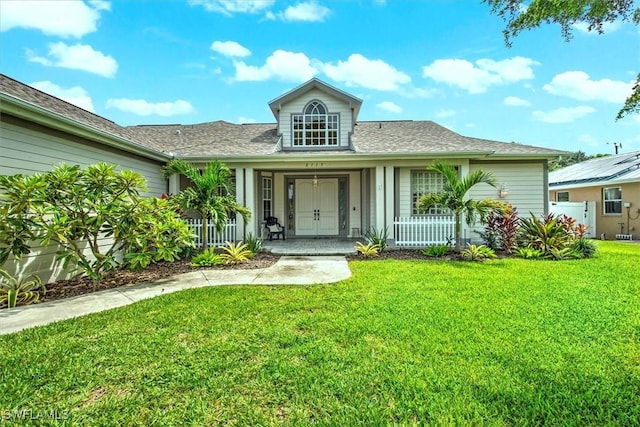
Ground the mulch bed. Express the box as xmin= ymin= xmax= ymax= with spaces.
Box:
xmin=40 ymin=252 xmax=281 ymax=303
xmin=37 ymin=249 xmax=506 ymax=305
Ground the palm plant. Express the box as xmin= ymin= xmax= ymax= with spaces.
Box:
xmin=163 ymin=160 xmax=251 ymax=250
xmin=416 ymin=161 xmax=501 ymax=252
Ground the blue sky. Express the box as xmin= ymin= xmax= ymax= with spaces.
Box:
xmin=1 ymin=0 xmax=638 ymax=155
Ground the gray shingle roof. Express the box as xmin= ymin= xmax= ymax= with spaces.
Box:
xmin=2 ymin=74 xmax=566 ymax=160
xmin=0 ymin=74 xmax=167 ymax=154
xmin=549 ymin=151 xmax=640 ymax=186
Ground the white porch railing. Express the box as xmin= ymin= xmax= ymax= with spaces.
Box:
xmin=185 ymin=218 xmax=237 ymax=248
xmin=394 ymin=216 xmax=455 ymax=246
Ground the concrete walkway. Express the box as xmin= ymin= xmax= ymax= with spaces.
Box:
xmin=0 ymin=256 xmax=351 ymax=336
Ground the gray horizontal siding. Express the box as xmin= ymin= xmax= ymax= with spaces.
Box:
xmin=1 ymin=120 xmax=166 ymax=195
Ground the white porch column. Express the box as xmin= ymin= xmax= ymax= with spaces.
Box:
xmin=243 ymin=167 xmax=255 ymax=240
xmin=385 ymin=166 xmax=395 ymax=237
xmin=235 ymin=168 xmax=245 ymax=241
xmin=375 ymin=165 xmax=385 ymax=230
xmin=168 ymin=173 xmax=180 ymax=195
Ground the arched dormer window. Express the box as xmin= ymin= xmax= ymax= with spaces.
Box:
xmin=292 ymin=100 xmax=339 ymax=146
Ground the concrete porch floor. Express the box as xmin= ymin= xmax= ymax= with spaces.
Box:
xmin=262 ymin=238 xmax=360 ymax=255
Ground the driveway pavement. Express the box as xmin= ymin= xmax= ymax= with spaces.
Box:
xmin=0 ymin=256 xmax=351 ymax=336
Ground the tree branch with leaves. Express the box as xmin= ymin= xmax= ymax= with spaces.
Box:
xmin=484 ymin=0 xmax=640 ymax=120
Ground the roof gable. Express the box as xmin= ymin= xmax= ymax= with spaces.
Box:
xmin=268 ymin=78 xmax=362 ymax=120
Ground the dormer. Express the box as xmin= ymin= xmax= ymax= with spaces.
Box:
xmin=268 ymin=78 xmax=362 ymax=150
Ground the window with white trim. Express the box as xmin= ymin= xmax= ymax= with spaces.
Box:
xmin=411 ymin=170 xmax=449 ymax=215
xmin=603 ymin=187 xmax=622 ymax=214
xmin=556 ymin=191 xmax=569 ymax=202
xmin=262 ymin=177 xmax=272 ymax=220
xmin=292 ymin=100 xmax=339 ymax=147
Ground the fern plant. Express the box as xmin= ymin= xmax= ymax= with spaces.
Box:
xmin=421 ymin=244 xmax=450 ymax=257
xmin=219 ymin=241 xmax=253 ymax=265
xmin=461 ymin=244 xmax=497 ymax=261
xmin=354 ymin=241 xmax=380 ymax=258
xmin=191 ymin=248 xmax=224 ymax=267
xmin=0 ymin=269 xmax=45 ymax=309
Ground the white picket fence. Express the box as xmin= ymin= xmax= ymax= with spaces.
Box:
xmin=185 ymin=218 xmax=237 ymax=248
xmin=394 ymin=216 xmax=455 ymax=246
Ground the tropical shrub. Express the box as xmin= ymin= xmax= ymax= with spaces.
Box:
xmin=191 ymin=248 xmax=224 ymax=267
xmin=0 ymin=270 xmax=44 ymax=309
xmin=122 ymin=198 xmax=196 ymax=270
xmin=364 ymin=226 xmax=389 ymax=252
xmin=461 ymin=244 xmax=497 ymax=261
xmin=570 ymin=238 xmax=598 ymax=258
xmin=479 ymin=204 xmax=520 ymax=253
xmin=244 ymin=233 xmax=263 ymax=258
xmin=219 ymin=241 xmax=253 ymax=265
xmin=354 ymin=241 xmax=380 ymax=258
xmin=421 ymin=243 xmax=450 ymax=257
xmin=0 ymin=163 xmax=196 ymax=284
xmin=518 ymin=213 xmax=573 ymax=256
xmin=163 ymin=160 xmax=251 ymax=251
xmin=516 ymin=247 xmax=543 ymax=259
xmin=416 ymin=161 xmax=503 ymax=252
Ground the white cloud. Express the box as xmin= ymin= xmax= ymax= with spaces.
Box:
xmin=211 ymin=41 xmax=251 ymax=58
xmin=27 ymin=42 xmax=117 ymax=78
xmin=30 ymin=81 xmax=94 ymax=112
xmin=572 ymin=21 xmax=621 ymax=34
xmin=323 ymin=54 xmax=411 ymax=91
xmin=543 ymin=71 xmax=632 ymax=104
xmin=504 ymin=96 xmax=531 ymax=107
xmin=577 ymin=133 xmax=600 ymax=147
xmin=268 ymin=2 xmax=331 ymax=22
xmin=435 ymin=109 xmax=456 ymax=119
xmin=106 ymin=98 xmax=194 ymax=117
xmin=532 ymin=106 xmax=595 ymax=123
xmin=238 ymin=116 xmax=256 ymax=123
xmin=233 ymin=50 xmax=317 ymax=82
xmin=0 ymin=0 xmax=108 ymax=38
xmin=189 ymin=0 xmax=274 ymax=15
xmin=376 ymin=101 xmax=402 ymax=113
xmin=422 ymin=56 xmax=538 ymax=94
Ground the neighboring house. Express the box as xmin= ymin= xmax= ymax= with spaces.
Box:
xmin=1 ymin=74 xmax=564 ymax=281
xmin=549 ymin=151 xmax=640 ymax=240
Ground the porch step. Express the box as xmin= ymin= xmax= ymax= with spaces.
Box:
xmin=262 ymin=239 xmax=358 ymax=256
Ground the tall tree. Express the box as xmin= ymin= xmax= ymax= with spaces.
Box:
xmin=484 ymin=0 xmax=640 ymax=120
xmin=163 ymin=159 xmax=251 ymax=250
xmin=417 ymin=161 xmax=501 ymax=252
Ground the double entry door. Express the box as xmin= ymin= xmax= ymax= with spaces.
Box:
xmin=295 ymin=178 xmax=339 ymax=236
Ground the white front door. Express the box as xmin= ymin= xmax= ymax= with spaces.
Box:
xmin=295 ymin=178 xmax=339 ymax=236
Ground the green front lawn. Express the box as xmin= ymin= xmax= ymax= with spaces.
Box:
xmin=2 ymin=241 xmax=639 ymax=425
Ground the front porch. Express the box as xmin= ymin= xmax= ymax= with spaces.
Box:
xmin=262 ymin=238 xmax=359 ymax=256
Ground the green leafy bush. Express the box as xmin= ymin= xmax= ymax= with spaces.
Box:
xmin=0 ymin=163 xmax=196 ymax=284
xmin=571 ymin=238 xmax=597 ymax=258
xmin=479 ymin=204 xmax=520 ymax=253
xmin=461 ymin=244 xmax=497 ymax=261
xmin=519 ymin=213 xmax=573 ymax=256
xmin=516 ymin=247 xmax=543 ymax=259
xmin=191 ymin=248 xmax=224 ymax=267
xmin=354 ymin=241 xmax=380 ymax=258
xmin=244 ymin=233 xmax=263 ymax=258
xmin=421 ymin=244 xmax=450 ymax=257
xmin=122 ymin=197 xmax=196 ymax=270
xmin=220 ymin=241 xmax=253 ymax=265
xmin=364 ymin=226 xmax=389 ymax=252
xmin=0 ymin=269 xmax=44 ymax=309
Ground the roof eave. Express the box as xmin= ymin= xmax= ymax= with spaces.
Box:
xmin=0 ymin=93 xmax=171 ymax=162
